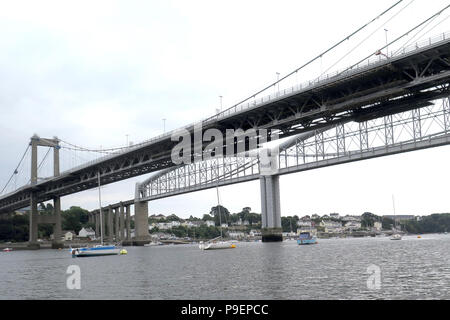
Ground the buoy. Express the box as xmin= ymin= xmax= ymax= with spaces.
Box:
xmin=120 ymin=249 xmax=128 ymax=255
xmin=417 ymin=236 xmax=421 ymax=239
xmin=230 ymin=244 xmax=236 ymax=248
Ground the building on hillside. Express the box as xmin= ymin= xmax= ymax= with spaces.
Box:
xmin=297 ymin=220 xmax=312 ymax=228
xmin=320 ymin=221 xmax=343 ymax=233
xmin=330 ymin=213 xmax=340 ymax=219
xmin=228 ymin=231 xmax=246 ymax=239
xmin=205 ymin=221 xmax=215 ymax=227
xmin=220 ymin=223 xmax=229 ymax=229
xmin=63 ymin=231 xmax=76 ymax=241
xmin=249 ymin=230 xmax=261 ymax=237
xmin=342 ymin=215 xmax=362 ymax=222
xmin=373 ymin=222 xmax=382 ymax=231
xmin=78 ymin=227 xmax=95 ymax=239
xmin=149 ymin=214 xmax=166 ymax=220
xmin=344 ymin=221 xmax=362 ymax=231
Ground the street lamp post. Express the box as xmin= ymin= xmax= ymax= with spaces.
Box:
xmin=163 ymin=119 xmax=166 ymax=134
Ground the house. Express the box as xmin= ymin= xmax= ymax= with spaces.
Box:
xmin=344 ymin=221 xmax=362 ymax=231
xmin=150 ymin=214 xmax=166 ymax=220
xmin=297 ymin=220 xmax=312 ymax=228
xmin=157 ymin=223 xmax=171 ymax=230
xmin=373 ymin=222 xmax=382 ymax=231
xmin=342 ymin=215 xmax=362 ymax=222
xmin=228 ymin=231 xmax=246 ymax=239
xmin=320 ymin=221 xmax=343 ymax=233
xmin=249 ymin=230 xmax=261 ymax=237
xmin=78 ymin=227 xmax=95 ymax=239
xmin=63 ymin=231 xmax=76 ymax=241
xmin=206 ymin=221 xmax=215 ymax=227
xmin=330 ymin=213 xmax=340 ymax=219
xmin=220 ymin=223 xmax=229 ymax=229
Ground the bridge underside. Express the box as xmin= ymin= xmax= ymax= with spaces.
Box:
xmin=1 ymin=34 xmax=450 ymax=215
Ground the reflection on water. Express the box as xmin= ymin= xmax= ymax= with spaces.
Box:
xmin=0 ymin=234 xmax=449 ymax=300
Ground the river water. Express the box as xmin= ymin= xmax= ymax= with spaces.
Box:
xmin=0 ymin=234 xmax=449 ymax=300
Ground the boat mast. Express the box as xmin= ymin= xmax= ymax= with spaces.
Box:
xmin=392 ymin=194 xmax=396 ymax=232
xmin=98 ymin=171 xmax=103 ymax=245
xmin=216 ymin=186 xmax=223 ymax=238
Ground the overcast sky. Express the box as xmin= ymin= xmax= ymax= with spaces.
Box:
xmin=1 ymin=0 xmax=450 ymax=218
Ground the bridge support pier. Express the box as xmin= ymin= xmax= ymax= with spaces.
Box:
xmin=134 ymin=201 xmax=150 ymax=245
xmin=125 ymin=205 xmax=131 ymax=240
xmin=115 ymin=207 xmax=120 ymax=241
xmin=28 ymin=193 xmax=40 ymax=249
xmin=119 ymin=203 xmax=125 ymax=241
xmin=51 ymin=197 xmax=63 ymax=249
xmin=108 ymin=206 xmax=114 ymax=242
xmin=260 ymin=175 xmax=282 ymax=242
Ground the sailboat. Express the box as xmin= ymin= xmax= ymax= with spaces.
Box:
xmin=390 ymin=195 xmax=402 ymax=241
xmin=71 ymin=172 xmax=124 ymax=257
xmin=199 ymin=186 xmax=236 ymax=250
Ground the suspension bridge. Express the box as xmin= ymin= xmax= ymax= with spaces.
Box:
xmin=1 ymin=2 xmax=450 ymax=248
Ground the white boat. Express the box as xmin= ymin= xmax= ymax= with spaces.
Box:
xmin=199 ymin=239 xmax=236 ymax=250
xmin=71 ymin=245 xmax=121 ymax=257
xmin=2 ymin=248 xmax=13 ymax=252
xmin=199 ymin=185 xmax=236 ymax=251
xmin=71 ymin=172 xmax=125 ymax=258
xmin=390 ymin=195 xmax=402 ymax=241
xmin=390 ymin=233 xmax=402 ymax=241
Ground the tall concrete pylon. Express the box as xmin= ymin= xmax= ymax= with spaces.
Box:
xmin=28 ymin=135 xmax=63 ymax=249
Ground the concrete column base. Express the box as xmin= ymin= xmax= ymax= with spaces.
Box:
xmin=27 ymin=242 xmax=41 ymax=250
xmin=51 ymin=241 xmax=64 ymax=249
xmin=261 ymin=228 xmax=283 ymax=242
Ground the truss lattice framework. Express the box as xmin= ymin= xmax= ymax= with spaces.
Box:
xmin=137 ymin=97 xmax=450 ymax=202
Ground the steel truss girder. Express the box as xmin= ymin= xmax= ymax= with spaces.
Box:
xmin=137 ymin=97 xmax=450 ymax=202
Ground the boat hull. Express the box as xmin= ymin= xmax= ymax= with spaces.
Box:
xmin=297 ymin=239 xmax=317 ymax=245
xmin=199 ymin=242 xmax=236 ymax=250
xmin=72 ymin=246 xmax=120 ymax=257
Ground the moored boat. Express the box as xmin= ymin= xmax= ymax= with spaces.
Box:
xmin=297 ymin=232 xmax=317 ymax=245
xmin=199 ymin=239 xmax=236 ymax=250
xmin=2 ymin=248 xmax=13 ymax=252
xmin=71 ymin=245 xmax=121 ymax=257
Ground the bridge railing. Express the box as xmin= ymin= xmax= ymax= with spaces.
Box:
xmin=208 ymin=31 xmax=450 ymax=122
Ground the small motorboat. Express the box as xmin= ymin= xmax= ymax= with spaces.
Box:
xmin=2 ymin=248 xmax=13 ymax=252
xmin=71 ymin=245 xmax=121 ymax=257
xmin=297 ymin=232 xmax=317 ymax=245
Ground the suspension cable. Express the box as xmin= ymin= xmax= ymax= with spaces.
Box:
xmin=318 ymin=0 xmax=416 ymax=80
xmin=1 ymin=145 xmax=30 ymax=195
xmin=220 ymin=0 xmax=405 ymax=112
xmin=342 ymin=4 xmax=450 ymax=74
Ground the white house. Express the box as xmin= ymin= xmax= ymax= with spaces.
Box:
xmin=373 ymin=222 xmax=382 ymax=231
xmin=63 ymin=231 xmax=75 ymax=241
xmin=249 ymin=230 xmax=261 ymax=237
xmin=78 ymin=227 xmax=95 ymax=239
xmin=297 ymin=220 xmax=312 ymax=228
xmin=205 ymin=221 xmax=215 ymax=227
xmin=228 ymin=231 xmax=246 ymax=239
xmin=344 ymin=221 xmax=362 ymax=230
xmin=320 ymin=221 xmax=343 ymax=233
xmin=220 ymin=223 xmax=229 ymax=229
